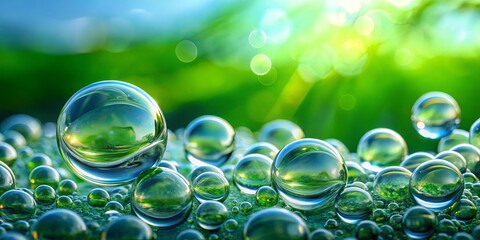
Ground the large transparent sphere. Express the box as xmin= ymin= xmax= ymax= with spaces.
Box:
xmin=57 ymin=80 xmax=167 ymax=186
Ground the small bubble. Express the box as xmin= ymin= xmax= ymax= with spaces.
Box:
xmin=175 ymin=40 xmax=198 ymax=63
xmin=248 ymin=30 xmax=267 ymax=48
xmin=250 ymin=54 xmax=272 ymax=76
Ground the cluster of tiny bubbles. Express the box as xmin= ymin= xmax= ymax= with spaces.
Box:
xmin=436 ymin=150 xmax=467 ymax=173
xmin=400 ymin=152 xmax=434 ymax=172
xmin=243 ymin=142 xmax=278 ymax=160
xmin=411 ymin=92 xmax=461 ymax=139
xmin=183 ymin=115 xmax=235 ymax=167
xmin=357 ymin=128 xmax=407 ymax=172
xmin=27 ymin=153 xmax=52 ymax=172
xmin=345 ymin=161 xmax=367 ymax=183
xmin=439 ymin=129 xmax=469 ymax=152
xmin=272 ymin=138 xmax=347 ymax=211
xmin=451 ymin=143 xmax=480 ymax=177
xmin=233 ymin=154 xmax=272 ymax=194
xmin=195 ymin=200 xmax=228 ymax=230
xmin=193 ymin=172 xmax=229 ymax=202
xmin=0 ymin=142 xmax=17 ymax=166
xmin=402 ymin=206 xmax=437 ymax=239
xmin=87 ymin=188 xmax=110 ymax=207
xmin=258 ymin=119 xmax=305 ymax=149
xmin=28 ymin=165 xmax=60 ymax=190
xmin=373 ymin=166 xmax=412 ymax=201
xmin=33 ymin=185 xmax=56 ymax=205
xmin=254 ymin=186 xmax=278 ymax=207
xmin=410 ymin=159 xmax=464 ymax=211
xmin=0 ymin=189 xmax=36 ymax=221
xmin=100 ymin=215 xmax=153 ymax=240
xmin=31 ymin=209 xmax=87 ymax=240
xmin=0 ymin=161 xmax=15 ymax=195
xmin=57 ymin=80 xmax=167 ymax=186
xmin=131 ymin=167 xmax=192 ymax=227
xmin=243 ymin=208 xmax=310 ymax=240
xmin=335 ymin=186 xmax=373 ymax=224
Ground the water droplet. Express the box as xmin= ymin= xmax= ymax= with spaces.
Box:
xmin=438 ymin=129 xmax=469 ymax=152
xmin=0 ymin=161 xmax=15 ymax=195
xmin=259 ymin=119 xmax=304 ymax=150
xmin=101 ymin=215 xmax=153 ymax=240
xmin=243 ymin=142 xmax=278 ymax=160
xmin=355 ymin=220 xmax=380 ymax=240
xmin=33 ymin=185 xmax=56 ymax=206
xmin=27 ymin=153 xmax=52 ymax=172
xmin=0 ymin=190 xmax=36 ymax=221
xmin=401 ymin=152 xmax=435 ymax=173
xmin=243 ymin=208 xmax=309 ymax=240
xmin=402 ymin=206 xmax=437 ymax=239
xmin=255 ymin=186 xmax=278 ymax=207
xmin=224 ymin=219 xmax=238 ymax=232
xmin=436 ymin=150 xmax=467 ymax=173
xmin=29 ymin=166 xmax=60 ymax=190
xmin=451 ymin=144 xmax=480 ymax=177
xmin=358 ymin=128 xmax=407 ymax=171
xmin=233 ymin=154 xmax=272 ymax=194
xmin=0 ymin=142 xmax=17 ymax=166
xmin=250 ymin=54 xmax=272 ymax=76
xmin=374 ymin=166 xmax=412 ymax=201
xmin=88 ymin=188 xmax=110 ymax=207
xmin=57 ymin=179 xmax=77 ymax=196
xmin=335 ymin=187 xmax=373 ymax=224
xmin=193 ymin=172 xmax=229 ymax=202
xmin=176 ymin=229 xmax=205 ymax=240
xmin=31 ymin=209 xmax=87 ymax=240
xmin=451 ymin=198 xmax=477 ymax=222
xmin=196 ymin=201 xmax=228 ymax=230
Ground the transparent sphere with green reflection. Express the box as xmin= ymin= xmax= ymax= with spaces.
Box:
xmin=436 ymin=150 xmax=467 ymax=173
xmin=0 ymin=189 xmax=36 ymax=221
xmin=335 ymin=187 xmax=373 ymax=224
xmin=325 ymin=138 xmax=350 ymax=162
xmin=88 ymin=188 xmax=110 ymax=207
xmin=373 ymin=166 xmax=412 ymax=201
xmin=57 ymin=80 xmax=167 ymax=186
xmin=438 ymin=129 xmax=469 ymax=152
xmin=243 ymin=142 xmax=278 ymax=160
xmin=27 ymin=153 xmax=52 ymax=172
xmin=400 ymin=152 xmax=434 ymax=173
xmin=0 ymin=142 xmax=17 ymax=166
xmin=31 ymin=209 xmax=87 ymax=240
xmin=57 ymin=179 xmax=77 ymax=196
xmin=357 ymin=128 xmax=407 ymax=172
xmin=411 ymin=92 xmax=460 ymax=139
xmin=346 ymin=161 xmax=367 ymax=183
xmin=193 ymin=172 xmax=229 ymax=202
xmin=184 ymin=115 xmax=235 ymax=167
xmin=176 ymin=229 xmax=205 ymax=240
xmin=258 ymin=119 xmax=305 ymax=149
xmin=1 ymin=114 xmax=42 ymax=142
xmin=410 ymin=160 xmax=464 ymax=211
xmin=56 ymin=195 xmax=73 ymax=208
xmin=224 ymin=219 xmax=239 ymax=232
xmin=33 ymin=185 xmax=56 ymax=206
xmin=233 ymin=154 xmax=272 ymax=194
xmin=255 ymin=186 xmax=278 ymax=207
xmin=450 ymin=144 xmax=480 ymax=177
xmin=355 ymin=220 xmax=380 ymax=240
xmin=29 ymin=165 xmax=60 ymax=190
xmin=272 ymin=138 xmax=347 ymax=211
xmin=0 ymin=161 xmax=15 ymax=195
xmin=451 ymin=198 xmax=477 ymax=222
xmin=189 ymin=165 xmax=224 ymax=183
xmin=195 ymin=201 xmax=228 ymax=230
xmin=402 ymin=206 xmax=437 ymax=239
xmin=101 ymin=215 xmax=153 ymax=240
xmin=243 ymin=208 xmax=310 ymax=240
xmin=131 ymin=167 xmax=192 ymax=227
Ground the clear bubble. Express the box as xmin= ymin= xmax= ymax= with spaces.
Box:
xmin=255 ymin=186 xmax=278 ymax=207
xmin=31 ymin=209 xmax=87 ymax=240
xmin=463 ymin=172 xmax=478 ymax=183
xmin=239 ymin=201 xmax=253 ymax=215
xmin=224 ymin=219 xmax=239 ymax=232
xmin=184 ymin=115 xmax=235 ymax=167
xmin=259 ymin=119 xmax=305 ymax=150
xmin=57 ymin=80 xmax=167 ymax=186
xmin=189 ymin=165 xmax=224 ymax=183
xmin=410 ymin=160 xmax=464 ymax=211
xmin=56 ymin=195 xmax=73 ymax=208
xmin=249 ymin=30 xmax=267 ymax=48
xmin=436 ymin=151 xmax=467 ymax=173
xmin=131 ymin=167 xmax=192 ymax=227
xmin=438 ymin=129 xmax=469 ymax=152
xmin=346 ymin=161 xmax=367 ymax=183
xmin=451 ymin=198 xmax=477 ymax=222
xmin=158 ymin=160 xmax=177 ymax=171
xmin=250 ymin=54 xmax=272 ymax=76
xmin=1 ymin=114 xmax=42 ymax=142
xmin=0 ymin=161 xmax=15 ymax=195
xmin=450 ymin=144 xmax=480 ymax=177
xmin=335 ymin=187 xmax=373 ymax=224
xmin=27 ymin=153 xmax=52 ymax=172
xmin=33 ymin=185 xmax=56 ymax=206
xmin=4 ymin=130 xmax=27 ymax=148
xmin=233 ymin=154 xmax=272 ymax=194
xmin=374 ymin=166 xmax=412 ymax=201
xmin=272 ymin=138 xmax=347 ymax=211
xmin=0 ymin=142 xmax=17 ymax=166
xmin=57 ymin=179 xmax=77 ymax=195
xmin=243 ymin=142 xmax=278 ymax=160
xmin=176 ymin=229 xmax=205 ymax=240
xmin=358 ymin=128 xmax=407 ymax=172
xmin=193 ymin=172 xmax=229 ymax=202
xmin=401 ymin=152 xmax=435 ymax=173
xmin=402 ymin=206 xmax=437 ymax=239
xmin=101 ymin=215 xmax=153 ymax=240
xmin=0 ymin=190 xmax=36 ymax=221
xmin=175 ymin=40 xmax=198 ymax=63
xmin=355 ymin=220 xmax=380 ymax=240
xmin=88 ymin=188 xmax=110 ymax=207
xmin=29 ymin=166 xmax=60 ymax=190
xmin=325 ymin=138 xmax=350 ymax=162
xmin=243 ymin=208 xmax=309 ymax=240
xmin=105 ymin=201 xmax=124 ymax=212
xmin=195 ymin=201 xmax=228 ymax=230
xmin=310 ymin=229 xmax=335 ymax=240
xmin=411 ymin=92 xmax=460 ymax=139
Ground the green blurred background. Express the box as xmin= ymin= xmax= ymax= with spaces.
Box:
xmin=0 ymin=0 xmax=479 ymax=153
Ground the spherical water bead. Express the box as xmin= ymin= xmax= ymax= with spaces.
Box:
xmin=372 ymin=209 xmax=388 ymax=223
xmin=176 ymin=229 xmax=205 ymax=240
xmin=272 ymin=138 xmax=347 ymax=211
xmin=33 ymin=185 xmax=56 ymax=205
xmin=29 ymin=166 xmax=60 ymax=190
xmin=195 ymin=201 xmax=228 ymax=230
xmin=451 ymin=198 xmax=477 ymax=222
xmin=184 ymin=115 xmax=235 ymax=167
xmin=233 ymin=154 xmax=272 ymax=194
xmin=27 ymin=153 xmax=52 ymax=172
xmin=243 ymin=142 xmax=278 ymax=160
xmin=189 ymin=165 xmax=224 ymax=183
xmin=57 ymin=179 xmax=77 ymax=195
xmin=101 ymin=215 xmax=153 ymax=240
xmin=57 ymin=80 xmax=167 ymax=186
xmin=88 ymin=188 xmax=110 ymax=207
xmin=131 ymin=167 xmax=192 ymax=227
xmin=193 ymin=172 xmax=229 ymax=202
xmin=335 ymin=187 xmax=373 ymax=224
xmin=325 ymin=138 xmax=350 ymax=161
xmin=255 ymin=186 xmax=278 ymax=207
xmin=451 ymin=144 xmax=480 ymax=176
xmin=401 ymin=152 xmax=435 ymax=173
xmin=439 ymin=129 xmax=469 ymax=152
xmin=258 ymin=119 xmax=305 ymax=149
xmin=0 ymin=161 xmax=15 ymax=195
xmin=436 ymin=151 xmax=467 ymax=173
xmin=411 ymin=92 xmax=460 ymax=139
xmin=158 ymin=160 xmax=177 ymax=171
xmin=357 ymin=128 xmax=407 ymax=172
xmin=310 ymin=229 xmax=335 ymax=240
xmin=105 ymin=201 xmax=124 ymax=212
xmin=402 ymin=206 xmax=437 ymax=239
xmin=14 ymin=219 xmax=29 ymax=232
xmin=0 ymin=142 xmax=17 ymax=166
xmin=243 ymin=208 xmax=310 ymax=240
xmin=438 ymin=219 xmax=457 ymax=235
xmin=0 ymin=190 xmax=36 ymax=221
xmin=346 ymin=161 xmax=367 ymax=183
xmin=463 ymin=172 xmax=479 ymax=184
xmin=1 ymin=114 xmax=42 ymax=142
xmin=410 ymin=160 xmax=464 ymax=211
xmin=56 ymin=195 xmax=73 ymax=208
xmin=355 ymin=220 xmax=380 ymax=240
xmin=224 ymin=219 xmax=238 ymax=232
xmin=31 ymin=209 xmax=87 ymax=240
xmin=374 ymin=166 xmax=412 ymax=201
xmin=4 ymin=130 xmax=27 ymax=148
